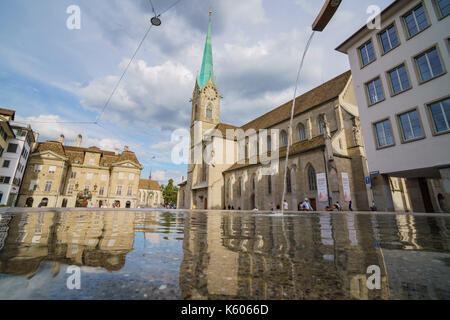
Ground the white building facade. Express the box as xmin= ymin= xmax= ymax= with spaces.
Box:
xmin=337 ymin=0 xmax=450 ymax=212
xmin=0 ymin=124 xmax=35 ymax=206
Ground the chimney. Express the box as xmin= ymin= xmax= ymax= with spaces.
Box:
xmin=74 ymin=134 xmax=82 ymax=147
xmin=57 ymin=134 xmax=65 ymax=144
xmin=115 ymin=148 xmax=119 ymax=155
xmin=124 ymin=146 xmax=129 ymax=152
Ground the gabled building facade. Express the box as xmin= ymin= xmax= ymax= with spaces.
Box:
xmin=17 ymin=134 xmax=143 ymax=208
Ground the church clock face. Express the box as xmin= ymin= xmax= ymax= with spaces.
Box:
xmin=204 ymin=86 xmax=218 ymax=101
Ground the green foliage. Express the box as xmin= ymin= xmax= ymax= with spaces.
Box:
xmin=161 ymin=179 xmax=178 ymax=206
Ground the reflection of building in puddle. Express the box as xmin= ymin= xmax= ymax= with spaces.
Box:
xmin=0 ymin=211 xmax=135 ymax=276
xmin=180 ymin=213 xmax=390 ymax=300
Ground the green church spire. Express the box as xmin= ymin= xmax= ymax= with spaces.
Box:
xmin=197 ymin=10 xmax=214 ymax=91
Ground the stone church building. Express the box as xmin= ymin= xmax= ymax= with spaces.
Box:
xmin=177 ymin=13 xmax=374 ymax=211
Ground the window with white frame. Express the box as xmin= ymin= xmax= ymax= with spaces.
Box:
xmin=374 ymin=120 xmax=395 ymax=148
xmin=388 ymin=64 xmax=411 ymax=95
xmin=298 ymin=123 xmax=306 ymax=141
xmin=89 ymin=158 xmax=95 ymax=165
xmin=67 ymin=184 xmax=74 ymax=195
xmin=428 ymin=97 xmax=450 ymax=133
xmin=379 ymin=24 xmax=399 ymax=53
xmin=366 ymin=78 xmax=385 ymax=105
xmin=71 ymin=171 xmax=77 ymax=179
xmin=116 ymin=185 xmax=122 ymax=196
xmin=29 ymin=180 xmax=38 ymax=191
xmin=129 ymin=173 xmax=135 ymax=180
xmin=127 ymin=186 xmax=133 ymax=196
xmin=44 ymin=181 xmax=53 ymax=192
xmin=415 ymin=47 xmax=445 ymax=82
xmin=403 ymin=4 xmax=430 ymax=38
xmin=86 ymin=173 xmax=93 ymax=180
xmin=34 ymin=164 xmax=42 ymax=173
xmin=280 ymin=130 xmax=288 ymax=147
xmin=398 ymin=110 xmax=424 ymax=141
xmin=84 ymin=185 xmax=90 ymax=192
xmin=359 ymin=40 xmax=375 ymax=66
xmin=101 ymin=174 xmax=107 ymax=181
xmin=99 ymin=186 xmax=105 ymax=196
xmin=118 ymin=172 xmax=124 ymax=179
xmin=49 ymin=166 xmax=56 ymax=174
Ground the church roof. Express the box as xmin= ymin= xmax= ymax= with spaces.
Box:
xmin=197 ymin=12 xmax=214 ymax=91
xmin=139 ymin=179 xmax=161 ymax=191
xmin=241 ymin=71 xmax=351 ymax=131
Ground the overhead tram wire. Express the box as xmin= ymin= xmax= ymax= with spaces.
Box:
xmin=94 ymin=0 xmax=185 ymax=124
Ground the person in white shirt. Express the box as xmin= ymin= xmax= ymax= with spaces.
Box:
xmin=283 ymin=200 xmax=289 ymax=210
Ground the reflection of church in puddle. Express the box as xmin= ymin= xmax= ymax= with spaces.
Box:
xmin=179 ymin=213 xmax=449 ymax=300
xmin=0 ymin=211 xmax=135 ymax=277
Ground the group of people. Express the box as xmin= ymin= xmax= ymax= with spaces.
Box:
xmin=227 ymin=198 xmax=355 ymax=212
xmin=86 ymin=200 xmax=121 ymax=209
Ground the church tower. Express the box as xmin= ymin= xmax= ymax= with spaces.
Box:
xmin=191 ymin=9 xmax=220 ymax=129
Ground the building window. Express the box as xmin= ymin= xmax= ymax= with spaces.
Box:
xmin=237 ymin=178 xmax=242 ymax=197
xmin=434 ymin=0 xmax=450 ymax=18
xmin=0 ymin=146 xmax=4 ymax=157
xmin=44 ymin=181 xmax=52 ymax=192
xmin=280 ymin=130 xmax=288 ymax=147
xmin=268 ymin=175 xmax=272 ymax=195
xmin=318 ymin=117 xmax=326 ymax=134
xmin=62 ymin=199 xmax=68 ymax=208
xmin=41 ymin=198 xmax=48 ymax=207
xmin=71 ymin=172 xmax=77 ymax=179
xmin=2 ymin=160 xmax=10 ymax=168
xmin=89 ymin=158 xmax=95 ymax=165
xmin=68 ymin=184 xmax=74 ymax=195
xmin=298 ymin=123 xmax=306 ymax=141
xmin=118 ymin=172 xmax=124 ymax=179
xmin=388 ymin=64 xmax=411 ymax=95
xmin=366 ymin=78 xmax=385 ymax=105
xmin=308 ymin=165 xmax=317 ymax=191
xmin=86 ymin=173 xmax=93 ymax=180
xmin=206 ymin=107 xmax=213 ymax=119
xmin=48 ymin=166 xmax=56 ymax=174
xmin=84 ymin=185 xmax=90 ymax=192
xmin=127 ymin=186 xmax=132 ymax=196
xmin=0 ymin=176 xmax=11 ymax=184
xmin=286 ymin=169 xmax=292 ymax=193
xmin=7 ymin=143 xmax=18 ymax=153
xmin=359 ymin=40 xmax=375 ymax=67
xmin=379 ymin=24 xmax=399 ymax=54
xmin=428 ymin=97 xmax=450 ymax=134
xmin=267 ymin=135 xmax=272 ymax=152
xmin=415 ymin=47 xmax=445 ymax=83
xmin=398 ymin=110 xmax=424 ymax=142
xmin=116 ymin=185 xmax=122 ymax=196
xmin=375 ymin=119 xmax=395 ymax=148
xmin=101 ymin=174 xmax=107 ymax=181
xmin=25 ymin=197 xmax=34 ymax=207
xmin=403 ymin=4 xmax=430 ymax=38
xmin=99 ymin=186 xmax=105 ymax=196
xmin=129 ymin=173 xmax=135 ymax=180
xmin=29 ymin=180 xmax=38 ymax=191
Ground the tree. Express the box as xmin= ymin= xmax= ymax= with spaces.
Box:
xmin=161 ymin=179 xmax=178 ymax=206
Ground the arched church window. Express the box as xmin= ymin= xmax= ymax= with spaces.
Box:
xmin=267 ymin=135 xmax=272 ymax=152
xmin=318 ymin=116 xmax=326 ymax=135
xmin=238 ymin=177 xmax=242 ymax=197
xmin=268 ymin=175 xmax=272 ymax=195
xmin=206 ymin=104 xmax=213 ymax=118
xmin=286 ymin=169 xmax=292 ymax=193
xmin=308 ymin=165 xmax=317 ymax=191
xmin=281 ymin=130 xmax=288 ymax=147
xmin=298 ymin=123 xmax=306 ymax=141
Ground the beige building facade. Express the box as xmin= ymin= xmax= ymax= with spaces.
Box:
xmin=178 ymin=14 xmax=373 ymax=212
xmin=138 ymin=178 xmax=163 ymax=208
xmin=16 ymin=134 xmax=143 ymax=208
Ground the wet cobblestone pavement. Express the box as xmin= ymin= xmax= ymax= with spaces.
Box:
xmin=0 ymin=209 xmax=448 ymax=299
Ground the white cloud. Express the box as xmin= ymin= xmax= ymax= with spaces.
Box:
xmin=152 ymin=169 xmax=184 ymax=186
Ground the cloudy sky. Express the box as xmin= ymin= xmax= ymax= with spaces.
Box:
xmin=0 ymin=0 xmax=392 ymax=185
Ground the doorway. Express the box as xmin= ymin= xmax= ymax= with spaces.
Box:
xmin=310 ymin=198 xmax=317 ymax=211
xmin=204 ymin=198 xmax=208 ymax=210
xmin=418 ymin=178 xmax=434 ymax=213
